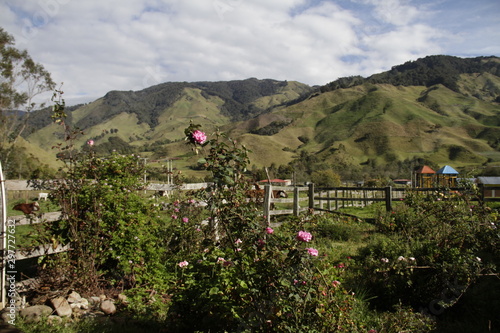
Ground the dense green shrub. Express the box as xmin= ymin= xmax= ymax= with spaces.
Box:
xmin=352 ymin=188 xmax=499 ymax=315
xmin=35 ymin=91 xmax=169 ymax=292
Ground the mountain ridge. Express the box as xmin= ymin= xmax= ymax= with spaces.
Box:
xmin=16 ymin=55 xmax=500 ymax=180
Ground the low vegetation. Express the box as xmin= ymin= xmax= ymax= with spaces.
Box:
xmin=12 ymin=116 xmax=498 ymax=332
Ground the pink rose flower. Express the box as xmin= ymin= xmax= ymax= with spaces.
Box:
xmin=192 ymin=130 xmax=207 ymax=144
xmin=307 ymin=248 xmax=319 ymax=256
xmin=296 ymin=231 xmax=312 ymax=242
xmin=87 ymin=139 xmax=94 ymax=146
xmin=182 ymin=217 xmax=189 ymax=223
xmin=265 ymin=227 xmax=274 ymax=234
xmin=178 ymin=261 xmax=188 ymax=268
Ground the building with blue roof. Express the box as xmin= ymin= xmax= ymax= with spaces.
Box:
xmin=436 ymin=165 xmax=459 ymax=187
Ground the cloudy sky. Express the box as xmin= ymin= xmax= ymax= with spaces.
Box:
xmin=1 ymin=0 xmax=499 ymax=105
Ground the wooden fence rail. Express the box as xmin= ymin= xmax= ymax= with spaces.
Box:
xmin=6 ymin=212 xmax=68 ymax=260
xmin=263 ymin=185 xmax=309 ymax=224
xmin=310 ymin=184 xmax=500 ymax=214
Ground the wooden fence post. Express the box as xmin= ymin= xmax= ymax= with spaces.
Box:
xmin=478 ymin=183 xmax=484 ymax=202
xmin=335 ymin=188 xmax=338 ymax=210
xmin=293 ymin=186 xmax=300 ymax=216
xmin=308 ymin=183 xmax=315 ymax=210
xmin=385 ymin=186 xmax=392 ymax=212
xmin=263 ymin=185 xmax=272 ymax=225
xmin=327 ymin=190 xmax=332 ymax=211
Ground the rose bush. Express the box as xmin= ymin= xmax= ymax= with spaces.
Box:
xmin=161 ymin=124 xmax=369 ymax=332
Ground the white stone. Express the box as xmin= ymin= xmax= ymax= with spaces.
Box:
xmin=100 ymin=300 xmax=116 ymax=315
xmin=67 ymin=291 xmax=82 ymax=303
xmin=51 ymin=296 xmax=72 ymax=317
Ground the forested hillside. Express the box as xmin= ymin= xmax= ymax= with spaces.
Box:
xmin=322 ymin=55 xmax=500 ymax=99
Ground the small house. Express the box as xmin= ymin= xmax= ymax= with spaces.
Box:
xmin=476 ymin=177 xmax=500 ymax=198
xmin=436 ymin=165 xmax=459 ymax=187
xmin=415 ymin=165 xmax=436 ymax=188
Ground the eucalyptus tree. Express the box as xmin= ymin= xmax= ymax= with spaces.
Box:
xmin=0 ymin=27 xmax=55 ymax=176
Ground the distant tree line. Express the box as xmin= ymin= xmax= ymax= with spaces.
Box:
xmin=250 ymin=120 xmax=292 ymax=136
xmin=322 ymin=55 xmax=500 ymax=94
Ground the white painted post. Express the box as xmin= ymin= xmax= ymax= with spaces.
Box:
xmin=0 ymin=161 xmax=6 ymax=309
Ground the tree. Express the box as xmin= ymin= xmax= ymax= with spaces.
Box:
xmin=0 ymin=27 xmax=55 ymax=175
xmin=311 ymin=169 xmax=341 ymax=187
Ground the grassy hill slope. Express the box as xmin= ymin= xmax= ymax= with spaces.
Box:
xmin=235 ymin=79 xmax=499 ymax=170
xmin=15 ymin=56 xmax=500 ymax=180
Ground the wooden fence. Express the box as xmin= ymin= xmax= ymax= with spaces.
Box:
xmin=262 ymin=185 xmax=309 ymax=224
xmin=7 ymin=212 xmax=70 ymax=260
xmin=309 ymin=184 xmax=500 ymax=214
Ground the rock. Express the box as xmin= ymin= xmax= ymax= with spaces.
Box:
xmin=67 ymin=291 xmax=82 ymax=303
xmin=100 ymin=300 xmax=116 ymax=315
xmin=70 ymin=297 xmax=89 ymax=310
xmin=117 ymin=293 xmax=128 ymax=303
xmin=82 ymin=311 xmax=105 ymax=319
xmin=0 ymin=323 xmax=24 ymax=332
xmin=1 ymin=312 xmax=13 ymax=323
xmin=18 ymin=304 xmax=53 ymax=322
xmin=89 ymin=296 xmax=101 ymax=305
xmin=51 ymin=296 xmax=72 ymax=317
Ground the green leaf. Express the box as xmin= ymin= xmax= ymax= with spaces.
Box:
xmin=280 ymin=278 xmax=291 ymax=287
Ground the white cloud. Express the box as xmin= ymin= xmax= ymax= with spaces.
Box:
xmin=0 ymin=0 xmax=498 ymax=105
xmin=363 ymin=0 xmax=422 ymax=26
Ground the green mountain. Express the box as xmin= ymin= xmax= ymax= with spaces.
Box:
xmin=233 ymin=56 xmax=500 ymax=171
xmin=19 ymin=55 xmax=500 ymax=180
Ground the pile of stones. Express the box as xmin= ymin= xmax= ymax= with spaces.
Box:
xmin=1 ymin=291 xmax=127 ymax=324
